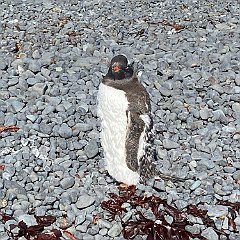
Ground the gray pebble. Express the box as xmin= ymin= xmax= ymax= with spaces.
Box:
xmin=7 ymin=99 xmax=25 ymax=112
xmin=73 ymin=123 xmax=93 ymax=133
xmin=30 ymin=83 xmax=47 ymax=95
xmin=108 ymin=223 xmax=122 ymax=238
xmin=60 ymin=177 xmax=75 ymax=190
xmin=200 ymin=107 xmax=210 ymax=120
xmin=162 ymin=139 xmax=180 ymax=149
xmin=97 ymin=219 xmax=112 ymax=229
xmin=4 ymin=113 xmax=17 ymax=126
xmin=28 ymin=60 xmax=42 ymax=73
xmin=76 ymin=195 xmax=95 ymax=209
xmin=190 ymin=180 xmax=202 ymax=190
xmin=17 ymin=214 xmax=37 ymax=226
xmin=75 ymin=211 xmax=86 ymax=225
xmin=59 ymin=123 xmax=73 ymax=138
xmin=153 ymin=180 xmax=166 ymax=191
xmin=26 ymin=114 xmax=37 ymax=122
xmin=232 ymin=103 xmax=240 ymax=112
xmin=207 ymin=205 xmax=228 ymax=217
xmin=84 ymin=140 xmax=99 ymax=158
xmin=201 ymin=227 xmax=218 ymax=240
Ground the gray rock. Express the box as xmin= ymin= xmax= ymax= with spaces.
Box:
xmin=97 ymin=219 xmax=112 ymax=229
xmin=76 ymin=195 xmax=95 ymax=209
xmin=174 ymin=200 xmax=188 ymax=210
xmin=4 ymin=113 xmax=17 ymax=126
xmin=73 ymin=123 xmax=93 ymax=134
xmin=233 ymin=170 xmax=240 ymax=181
xmin=32 ymin=49 xmax=41 ymax=59
xmin=31 ymin=83 xmax=47 ymax=95
xmin=26 ymin=114 xmax=37 ymax=122
xmin=4 ymin=181 xmax=27 ymax=195
xmin=60 ymin=177 xmax=75 ymax=189
xmin=17 ymin=214 xmax=37 ymax=226
xmin=28 ymin=60 xmax=42 ymax=73
xmin=27 ymin=77 xmax=40 ymax=85
xmin=223 ymin=166 xmax=236 ymax=173
xmin=39 ymin=122 xmax=53 ymax=135
xmin=73 ymin=57 xmax=100 ymax=68
xmin=8 ymin=77 xmax=19 ymax=86
xmin=207 ymin=205 xmax=228 ymax=217
xmin=211 ymin=84 xmax=224 ymax=94
xmin=59 ymin=123 xmax=73 ymax=138
xmin=42 ymin=105 xmax=55 ymax=115
xmin=77 ymin=103 xmax=89 ymax=115
xmin=0 ymin=99 xmax=7 ymax=112
xmin=191 ymin=150 xmax=211 ymax=161
xmin=153 ymin=180 xmax=165 ymax=191
xmin=7 ymin=99 xmax=25 ymax=112
xmin=162 ymin=139 xmax=179 ymax=149
xmin=84 ymin=140 xmax=99 ymax=158
xmin=122 ymin=211 xmax=133 ymax=223
xmin=45 ymin=96 xmax=62 ymax=106
xmin=200 ymin=107 xmax=210 ymax=120
xmin=75 ymin=211 xmax=86 ymax=225
xmin=201 ymin=227 xmax=218 ymax=240
xmin=190 ymin=180 xmax=202 ymax=190
xmin=185 ymin=224 xmax=201 ymax=234
xmin=232 ymin=103 xmax=240 ymax=112
xmin=108 ymin=223 xmax=122 ymax=238
xmin=159 ymin=87 xmax=172 ymax=97
xmin=0 ymin=62 xmax=7 ymax=70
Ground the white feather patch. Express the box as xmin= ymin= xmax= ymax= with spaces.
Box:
xmin=97 ymin=83 xmax=140 ymax=185
xmin=137 ymin=114 xmax=151 ymax=162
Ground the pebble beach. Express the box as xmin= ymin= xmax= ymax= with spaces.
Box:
xmin=0 ymin=0 xmax=239 ymax=239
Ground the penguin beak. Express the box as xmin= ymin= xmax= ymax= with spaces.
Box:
xmin=112 ymin=65 xmax=121 ymax=72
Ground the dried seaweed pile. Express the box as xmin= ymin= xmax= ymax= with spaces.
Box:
xmin=0 ymin=214 xmax=61 ymax=240
xmin=101 ymin=185 xmax=239 ymax=240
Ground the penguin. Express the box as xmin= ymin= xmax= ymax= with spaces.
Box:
xmin=97 ymin=55 xmax=176 ymax=185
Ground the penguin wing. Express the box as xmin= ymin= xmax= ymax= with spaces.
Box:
xmin=124 ymin=83 xmax=152 ymax=173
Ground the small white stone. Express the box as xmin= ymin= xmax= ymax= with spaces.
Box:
xmin=55 ymin=67 xmax=63 ymax=72
xmin=189 ymin=160 xmax=197 ymax=168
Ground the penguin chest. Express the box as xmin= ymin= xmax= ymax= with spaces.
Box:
xmin=97 ymin=83 xmax=140 ymax=185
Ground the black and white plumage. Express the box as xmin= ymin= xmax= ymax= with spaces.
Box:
xmin=97 ymin=55 xmax=172 ymax=185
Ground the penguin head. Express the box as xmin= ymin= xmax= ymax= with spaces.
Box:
xmin=108 ymin=55 xmax=134 ymax=80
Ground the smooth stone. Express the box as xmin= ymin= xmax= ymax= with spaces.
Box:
xmin=108 ymin=223 xmax=122 ymax=238
xmin=60 ymin=177 xmax=75 ymax=190
xmin=201 ymin=227 xmax=218 ymax=240
xmin=17 ymin=214 xmax=37 ymax=227
xmin=207 ymin=205 xmax=228 ymax=217
xmin=73 ymin=123 xmax=93 ymax=133
xmin=59 ymin=123 xmax=73 ymax=138
xmin=232 ymin=103 xmax=240 ymax=112
xmin=75 ymin=211 xmax=86 ymax=225
xmin=76 ymin=195 xmax=95 ymax=209
xmin=153 ymin=180 xmax=166 ymax=191
xmin=162 ymin=139 xmax=179 ymax=149
xmin=200 ymin=107 xmax=209 ymax=120
xmin=97 ymin=219 xmax=112 ymax=229
xmin=26 ymin=115 xmax=37 ymax=122
xmin=27 ymin=77 xmax=40 ymax=85
xmin=7 ymin=99 xmax=25 ymax=112
xmin=5 ymin=181 xmax=27 ymax=195
xmin=190 ymin=180 xmax=202 ymax=190
xmin=28 ymin=60 xmax=41 ymax=73
xmin=84 ymin=140 xmax=99 ymax=158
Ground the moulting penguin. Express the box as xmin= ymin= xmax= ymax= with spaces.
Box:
xmin=97 ymin=55 xmax=177 ymax=185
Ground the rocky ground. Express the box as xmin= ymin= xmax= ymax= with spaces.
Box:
xmin=0 ymin=0 xmax=239 ymax=239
